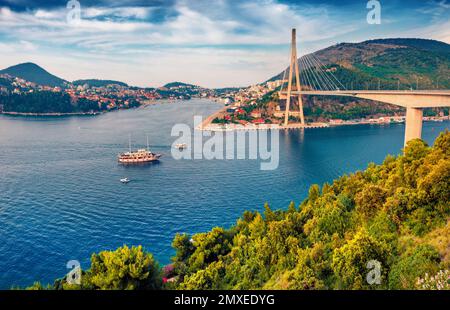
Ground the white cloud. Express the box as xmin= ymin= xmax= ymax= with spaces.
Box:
xmin=0 ymin=40 xmax=38 ymax=52
xmin=0 ymin=1 xmax=358 ymax=49
xmin=417 ymin=0 xmax=450 ymax=16
xmin=34 ymin=9 xmax=59 ymax=19
xmin=19 ymin=40 xmax=37 ymax=51
xmin=83 ymin=7 xmax=152 ymax=19
xmin=1 ymin=0 xmax=446 ymax=87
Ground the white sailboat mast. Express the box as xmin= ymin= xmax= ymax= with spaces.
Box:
xmin=129 ymin=134 xmax=131 ymax=152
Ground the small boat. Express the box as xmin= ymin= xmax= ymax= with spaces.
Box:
xmin=174 ymin=143 xmax=188 ymax=150
xmin=120 ymin=178 xmax=130 ymax=183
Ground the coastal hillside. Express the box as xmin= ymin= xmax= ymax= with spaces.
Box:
xmin=72 ymin=79 xmax=129 ymax=88
xmin=163 ymin=82 xmax=199 ymax=88
xmin=270 ymin=38 xmax=450 ymax=90
xmin=161 ymin=81 xmax=209 ymax=97
xmin=26 ymin=131 xmax=450 ymax=290
xmin=0 ymin=63 xmax=67 ymax=87
xmin=0 ymin=67 xmax=214 ymax=113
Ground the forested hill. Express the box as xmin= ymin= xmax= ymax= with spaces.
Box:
xmin=364 ymin=38 xmax=450 ymax=54
xmin=269 ymin=38 xmax=450 ymax=90
xmin=0 ymin=63 xmax=66 ymax=87
xmin=26 ymin=131 xmax=450 ymax=290
xmin=72 ymin=79 xmax=128 ymax=88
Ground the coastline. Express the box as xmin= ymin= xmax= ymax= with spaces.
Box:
xmin=0 ymin=111 xmax=103 ymax=117
xmin=2 ymin=103 xmax=448 ymax=130
xmin=0 ymin=97 xmax=215 ymax=118
xmin=197 ymin=111 xmax=450 ymax=132
xmin=196 ymin=105 xmax=229 ymax=130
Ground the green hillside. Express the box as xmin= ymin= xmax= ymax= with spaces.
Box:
xmin=170 ymin=132 xmax=450 ymax=290
xmin=270 ymin=38 xmax=450 ymax=90
xmin=0 ymin=63 xmax=66 ymax=87
xmin=163 ymin=82 xmax=199 ymax=88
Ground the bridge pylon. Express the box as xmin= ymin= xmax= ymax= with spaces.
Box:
xmin=284 ymin=28 xmax=305 ymax=126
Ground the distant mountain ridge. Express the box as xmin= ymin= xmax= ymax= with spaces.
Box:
xmin=163 ymin=82 xmax=200 ymax=88
xmin=73 ymin=79 xmax=128 ymax=87
xmin=0 ymin=64 xmax=206 ymax=90
xmin=0 ymin=63 xmax=67 ymax=87
xmin=363 ymin=38 xmax=450 ymax=54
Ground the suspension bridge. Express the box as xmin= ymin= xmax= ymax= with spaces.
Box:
xmin=279 ymin=29 xmax=450 ymax=146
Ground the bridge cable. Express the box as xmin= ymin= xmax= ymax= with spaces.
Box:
xmin=305 ymin=54 xmax=335 ymax=91
xmin=302 ymin=54 xmax=326 ymax=90
xmin=302 ymin=55 xmax=322 ymax=90
xmin=309 ymin=54 xmax=341 ymax=91
xmin=307 ymin=54 xmax=339 ymax=91
xmin=306 ymin=54 xmax=339 ymax=90
xmin=299 ymin=56 xmax=315 ymax=90
xmin=279 ymin=66 xmax=288 ymax=95
xmin=310 ymin=54 xmax=346 ymax=90
xmin=279 ymin=44 xmax=294 ymax=95
xmin=305 ymin=54 xmax=336 ymax=90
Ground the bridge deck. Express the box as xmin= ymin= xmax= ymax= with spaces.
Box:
xmin=279 ymin=90 xmax=450 ymax=108
xmin=280 ymin=90 xmax=450 ymax=96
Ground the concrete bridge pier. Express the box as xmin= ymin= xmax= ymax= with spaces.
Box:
xmin=404 ymin=107 xmax=423 ymax=146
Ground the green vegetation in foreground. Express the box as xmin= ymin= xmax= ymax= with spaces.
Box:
xmin=25 ymin=245 xmax=162 ymax=290
xmin=25 ymin=131 xmax=450 ymax=290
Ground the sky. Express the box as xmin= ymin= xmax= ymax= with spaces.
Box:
xmin=0 ymin=0 xmax=449 ymax=88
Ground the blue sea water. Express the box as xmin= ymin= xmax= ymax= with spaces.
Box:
xmin=0 ymin=99 xmax=448 ymax=289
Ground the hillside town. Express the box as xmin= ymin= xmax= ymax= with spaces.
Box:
xmin=0 ymin=74 xmax=218 ymax=114
xmin=206 ymin=79 xmax=450 ymax=131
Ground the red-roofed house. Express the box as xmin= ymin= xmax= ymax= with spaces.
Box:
xmin=252 ymin=118 xmax=265 ymax=124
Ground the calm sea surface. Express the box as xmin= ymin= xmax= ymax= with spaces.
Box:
xmin=0 ymin=99 xmax=448 ymax=288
